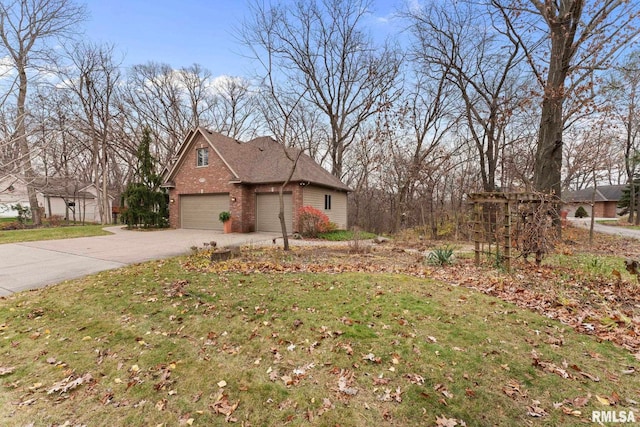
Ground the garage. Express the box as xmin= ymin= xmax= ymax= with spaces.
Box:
xmin=180 ymin=194 xmax=229 ymax=230
xmin=256 ymin=193 xmax=292 ymax=232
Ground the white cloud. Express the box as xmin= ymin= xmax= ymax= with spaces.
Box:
xmin=0 ymin=55 xmax=15 ymax=78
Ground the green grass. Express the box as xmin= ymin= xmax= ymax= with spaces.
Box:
xmin=318 ymin=229 xmax=377 ymax=241
xmin=0 ymin=217 xmax=17 ymax=224
xmin=1 ymin=253 xmax=638 ymax=426
xmin=0 ymin=224 xmax=112 ymax=244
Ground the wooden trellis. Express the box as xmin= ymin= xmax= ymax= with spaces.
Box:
xmin=469 ymin=192 xmax=557 ymax=272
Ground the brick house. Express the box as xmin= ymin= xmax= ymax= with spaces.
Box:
xmin=562 ymin=185 xmax=625 ymax=218
xmin=161 ymin=127 xmax=350 ymax=232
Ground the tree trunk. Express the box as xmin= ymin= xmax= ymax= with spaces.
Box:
xmin=534 ymin=21 xmax=570 ymax=231
xmin=101 ymin=144 xmax=109 ymax=224
xmin=278 ymin=185 xmax=289 ymax=251
xmin=16 ymin=65 xmax=42 ymax=225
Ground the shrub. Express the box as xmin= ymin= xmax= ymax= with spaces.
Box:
xmin=574 ymin=206 xmax=589 ymax=218
xmin=298 ymin=205 xmax=330 ymax=237
xmin=0 ymin=221 xmax=22 ymax=230
xmin=11 ymin=203 xmax=31 ymax=225
xmin=219 ymin=211 xmax=231 ymax=223
xmin=46 ymin=215 xmax=65 ymax=227
xmin=426 ymin=246 xmax=455 ymax=266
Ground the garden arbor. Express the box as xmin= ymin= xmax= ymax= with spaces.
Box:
xmin=469 ymin=192 xmax=559 ymax=272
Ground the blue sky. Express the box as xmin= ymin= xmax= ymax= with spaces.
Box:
xmin=83 ymin=0 xmax=402 ymax=78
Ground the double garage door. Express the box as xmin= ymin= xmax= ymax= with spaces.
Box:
xmin=256 ymin=193 xmax=292 ymax=233
xmin=180 ymin=194 xmax=229 ymax=230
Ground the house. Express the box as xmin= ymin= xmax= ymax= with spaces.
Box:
xmin=162 ymin=127 xmax=350 ymax=233
xmin=0 ymin=174 xmax=113 ymax=223
xmin=562 ymin=185 xmax=625 ymax=218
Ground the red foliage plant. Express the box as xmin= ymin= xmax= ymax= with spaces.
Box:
xmin=298 ymin=205 xmax=330 ymax=237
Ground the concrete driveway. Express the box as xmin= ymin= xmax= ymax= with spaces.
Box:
xmin=569 ymin=218 xmax=640 ymax=239
xmin=0 ymin=226 xmax=278 ymax=296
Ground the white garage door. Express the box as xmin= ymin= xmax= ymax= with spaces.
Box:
xmin=256 ymin=193 xmax=292 ymax=232
xmin=181 ymin=194 xmax=229 ymax=230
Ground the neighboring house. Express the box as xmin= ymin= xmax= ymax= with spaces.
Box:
xmin=562 ymin=185 xmax=625 ymax=218
xmin=162 ymin=127 xmax=350 ymax=232
xmin=0 ymin=174 xmax=113 ymax=223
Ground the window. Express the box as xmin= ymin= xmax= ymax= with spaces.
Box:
xmin=197 ymin=148 xmax=209 ymax=167
xmin=324 ymin=194 xmax=332 ymax=210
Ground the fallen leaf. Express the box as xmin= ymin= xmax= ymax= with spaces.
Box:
xmin=338 ymin=374 xmax=358 ymax=396
xmin=28 ymin=382 xmax=43 ymax=391
xmin=435 ymin=415 xmax=460 ymax=426
xmin=210 ymin=390 xmax=239 ymax=422
xmin=155 ymin=399 xmax=167 ymax=411
xmin=527 ymin=400 xmax=547 ymax=417
xmin=573 ymin=395 xmax=590 ymax=407
xmin=12 ymin=398 xmax=37 ymax=407
xmin=47 ymin=373 xmax=93 ymax=395
xmin=0 ymin=366 xmax=15 ymax=376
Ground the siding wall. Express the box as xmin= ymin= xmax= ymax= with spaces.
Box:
xmin=303 ymin=186 xmax=348 ymax=229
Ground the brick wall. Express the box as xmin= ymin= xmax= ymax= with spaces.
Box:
xmin=594 ymin=201 xmax=618 ymax=218
xmin=168 ymin=134 xmax=237 ymax=229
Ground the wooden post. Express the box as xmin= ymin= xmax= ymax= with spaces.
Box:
xmin=504 ymin=199 xmax=512 ymax=272
xmin=474 ymin=201 xmax=481 ymax=266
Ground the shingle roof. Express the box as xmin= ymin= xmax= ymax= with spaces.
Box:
xmin=563 ymin=185 xmax=626 ymax=203
xmin=167 ymin=127 xmax=350 ymax=192
xmin=32 ymin=177 xmax=96 ymax=199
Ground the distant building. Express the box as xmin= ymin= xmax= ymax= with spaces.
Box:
xmin=0 ymin=174 xmax=113 ymax=223
xmin=562 ymin=185 xmax=625 ymax=218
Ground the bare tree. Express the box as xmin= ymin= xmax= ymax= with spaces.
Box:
xmin=123 ymin=62 xmax=206 ymax=166
xmin=210 ymin=76 xmax=259 ymax=140
xmin=377 ymin=73 xmax=458 ymax=232
xmin=0 ymin=0 xmax=86 ymax=225
xmin=242 ymin=0 xmax=401 ymax=179
xmin=60 ymin=42 xmax=121 ymax=224
xmin=492 ymin=0 xmax=640 ymax=202
xmin=406 ymin=1 xmax=529 ymax=192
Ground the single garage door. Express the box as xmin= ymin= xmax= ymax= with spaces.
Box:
xmin=256 ymin=193 xmax=292 ymax=232
xmin=181 ymin=194 xmax=229 ymax=230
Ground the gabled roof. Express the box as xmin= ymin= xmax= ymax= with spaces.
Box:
xmin=563 ymin=185 xmax=626 ymax=203
xmin=32 ymin=177 xmax=95 ymax=198
xmin=164 ymin=127 xmax=350 ymax=192
xmin=1 ymin=174 xmax=113 ymax=199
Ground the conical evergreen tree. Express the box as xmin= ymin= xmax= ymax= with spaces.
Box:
xmin=618 ymin=174 xmax=640 ymax=217
xmin=121 ymin=128 xmax=168 ymax=228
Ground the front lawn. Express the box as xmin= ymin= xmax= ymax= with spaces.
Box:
xmin=0 ymin=224 xmax=112 ymax=244
xmin=1 ymin=233 xmax=639 ymax=425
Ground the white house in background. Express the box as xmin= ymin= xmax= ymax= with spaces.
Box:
xmin=0 ymin=174 xmax=113 ymax=223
